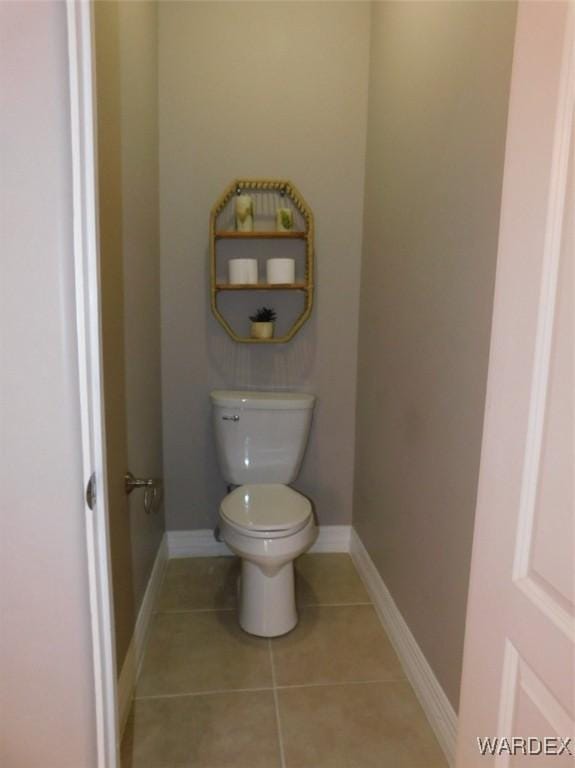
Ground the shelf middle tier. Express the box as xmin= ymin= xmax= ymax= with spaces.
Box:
xmin=215 ymin=282 xmax=309 ymax=291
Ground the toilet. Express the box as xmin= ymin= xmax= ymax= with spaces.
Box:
xmin=211 ymin=390 xmax=317 ymax=637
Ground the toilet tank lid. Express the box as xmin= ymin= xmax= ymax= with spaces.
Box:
xmin=210 ymin=390 xmax=315 ymax=411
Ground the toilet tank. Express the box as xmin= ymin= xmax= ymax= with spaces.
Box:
xmin=211 ymin=390 xmax=315 ymax=485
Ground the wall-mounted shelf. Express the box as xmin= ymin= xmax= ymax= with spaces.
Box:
xmin=210 ymin=179 xmax=314 ymax=343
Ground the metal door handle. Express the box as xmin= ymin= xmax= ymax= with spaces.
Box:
xmin=222 ymin=415 xmax=240 ymax=422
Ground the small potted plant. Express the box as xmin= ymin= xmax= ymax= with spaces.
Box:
xmin=249 ymin=307 xmax=277 ymax=339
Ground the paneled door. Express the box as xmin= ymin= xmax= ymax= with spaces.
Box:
xmin=457 ymin=2 xmax=574 ymax=765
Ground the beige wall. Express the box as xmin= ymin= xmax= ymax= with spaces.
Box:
xmin=94 ymin=0 xmax=164 ymax=672
xmin=0 ymin=3 xmax=97 ymax=764
xmin=353 ymin=1 xmax=517 ymax=709
xmin=159 ymin=2 xmax=371 ymax=530
xmin=119 ymin=2 xmax=165 ymax=617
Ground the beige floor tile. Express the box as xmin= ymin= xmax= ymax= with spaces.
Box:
xmin=271 ymin=605 xmax=404 ymax=686
xmin=277 ymin=681 xmax=447 ymax=768
xmin=295 ymin=553 xmax=370 ymax=606
xmin=137 ymin=611 xmax=272 ymax=697
xmin=156 ymin=557 xmax=239 ymax=612
xmin=122 ymin=690 xmax=281 ymax=768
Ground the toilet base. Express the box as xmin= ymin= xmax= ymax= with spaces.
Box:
xmin=239 ymin=559 xmax=297 ymax=637
xmin=219 ymin=511 xmax=317 ymax=638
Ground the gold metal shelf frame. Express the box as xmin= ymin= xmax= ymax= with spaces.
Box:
xmin=209 ymin=179 xmax=315 ymax=343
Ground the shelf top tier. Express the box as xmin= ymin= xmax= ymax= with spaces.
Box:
xmin=210 ymin=179 xmax=312 ymax=231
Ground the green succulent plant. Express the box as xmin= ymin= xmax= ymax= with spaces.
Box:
xmin=250 ymin=307 xmax=277 ymax=323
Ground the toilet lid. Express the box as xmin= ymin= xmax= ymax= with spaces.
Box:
xmin=220 ymin=484 xmax=312 ymax=532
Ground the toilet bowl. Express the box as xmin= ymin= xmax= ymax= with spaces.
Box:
xmin=219 ymin=484 xmax=317 ymax=637
xmin=211 ymin=390 xmax=316 ymax=637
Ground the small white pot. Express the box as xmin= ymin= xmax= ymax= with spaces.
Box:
xmin=250 ymin=322 xmax=274 ymax=339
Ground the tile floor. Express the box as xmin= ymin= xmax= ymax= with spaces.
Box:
xmin=122 ymin=554 xmax=447 ymax=768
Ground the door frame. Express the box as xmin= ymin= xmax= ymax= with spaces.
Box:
xmin=62 ymin=1 xmax=571 ymax=766
xmin=66 ymin=2 xmax=119 ymax=766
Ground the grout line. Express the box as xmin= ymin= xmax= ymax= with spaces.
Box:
xmin=269 ymin=639 xmax=287 ymax=768
xmin=133 ymin=676 xmax=407 ymax=703
xmin=134 ymin=685 xmax=274 ymax=701
xmin=275 ymin=677 xmax=406 ymax=690
xmin=300 ymin=601 xmax=373 ymax=608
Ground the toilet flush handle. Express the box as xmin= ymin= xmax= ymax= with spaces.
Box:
xmin=222 ymin=415 xmax=240 ymax=422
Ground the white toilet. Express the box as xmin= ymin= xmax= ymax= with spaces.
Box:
xmin=211 ymin=390 xmax=317 ymax=637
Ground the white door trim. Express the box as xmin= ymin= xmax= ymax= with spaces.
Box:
xmin=66 ymin=3 xmax=118 ymax=766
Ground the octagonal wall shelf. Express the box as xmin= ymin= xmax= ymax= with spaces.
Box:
xmin=209 ymin=179 xmax=314 ymax=343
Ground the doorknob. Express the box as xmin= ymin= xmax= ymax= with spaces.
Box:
xmin=124 ymin=472 xmax=161 ymax=514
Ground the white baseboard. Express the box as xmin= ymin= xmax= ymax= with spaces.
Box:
xmin=350 ymin=528 xmax=457 ymax=766
xmin=166 ymin=525 xmax=352 ymax=558
xmin=167 ymin=528 xmax=229 ymax=558
xmin=117 ymin=534 xmax=168 ymax=736
xmin=309 ymin=524 xmax=351 ymax=553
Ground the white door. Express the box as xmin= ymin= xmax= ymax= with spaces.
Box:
xmin=457 ymin=2 xmax=574 ymax=765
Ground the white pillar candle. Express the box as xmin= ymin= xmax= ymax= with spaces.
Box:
xmin=276 ymin=207 xmax=294 ymax=231
xmin=229 ymin=258 xmax=258 ymax=284
xmin=267 ymin=258 xmax=295 ymax=284
xmin=235 ymin=195 xmax=254 ymax=232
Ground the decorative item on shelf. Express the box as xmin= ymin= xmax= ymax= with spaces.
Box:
xmin=235 ymin=193 xmax=254 ymax=232
xmin=276 ymin=207 xmax=294 ymax=232
xmin=267 ymin=258 xmax=295 ymax=284
xmin=250 ymin=306 xmax=277 ymax=339
xmin=229 ymin=258 xmax=258 ymax=285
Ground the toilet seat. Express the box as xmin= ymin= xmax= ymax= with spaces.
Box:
xmin=220 ymin=483 xmax=312 ymax=536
